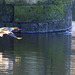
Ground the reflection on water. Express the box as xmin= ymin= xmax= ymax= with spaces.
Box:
xmin=70 ymin=21 xmax=75 ymax=75
xmin=0 ymin=33 xmax=71 ymax=75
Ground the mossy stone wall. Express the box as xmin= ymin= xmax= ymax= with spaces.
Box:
xmin=72 ymin=0 xmax=75 ymax=21
xmin=14 ymin=4 xmax=65 ymax=22
xmin=0 ymin=0 xmax=74 ymax=33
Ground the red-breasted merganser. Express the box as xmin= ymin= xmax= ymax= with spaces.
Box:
xmin=0 ymin=27 xmax=22 ymax=39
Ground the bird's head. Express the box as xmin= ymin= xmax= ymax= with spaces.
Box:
xmin=13 ymin=27 xmax=21 ymax=30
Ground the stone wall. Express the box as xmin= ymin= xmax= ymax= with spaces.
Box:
xmin=0 ymin=0 xmax=74 ymax=33
xmin=0 ymin=4 xmax=14 ymax=23
xmin=72 ymin=0 xmax=75 ymax=21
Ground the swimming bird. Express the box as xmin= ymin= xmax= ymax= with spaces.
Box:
xmin=0 ymin=27 xmax=22 ymax=39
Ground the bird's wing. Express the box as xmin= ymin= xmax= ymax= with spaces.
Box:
xmin=7 ymin=32 xmax=17 ymax=39
xmin=0 ymin=27 xmax=9 ymax=32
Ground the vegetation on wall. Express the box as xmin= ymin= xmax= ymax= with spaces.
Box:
xmin=13 ymin=0 xmax=74 ymax=22
xmin=14 ymin=4 xmax=65 ymax=22
xmin=0 ymin=0 xmax=74 ymax=22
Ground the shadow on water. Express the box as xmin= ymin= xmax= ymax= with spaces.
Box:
xmin=0 ymin=33 xmax=71 ymax=75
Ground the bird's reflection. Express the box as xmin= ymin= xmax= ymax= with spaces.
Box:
xmin=0 ymin=34 xmax=22 ymax=75
xmin=0 ymin=36 xmax=14 ymax=74
xmin=0 ymin=52 xmax=13 ymax=74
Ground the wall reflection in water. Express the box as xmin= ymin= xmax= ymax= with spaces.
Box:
xmin=0 ymin=33 xmax=71 ymax=75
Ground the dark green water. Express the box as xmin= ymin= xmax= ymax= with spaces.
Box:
xmin=0 ymin=33 xmax=71 ymax=75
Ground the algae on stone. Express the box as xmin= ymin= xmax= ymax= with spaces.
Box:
xmin=14 ymin=4 xmax=66 ymax=22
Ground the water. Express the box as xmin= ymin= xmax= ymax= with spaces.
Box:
xmin=70 ymin=22 xmax=75 ymax=75
xmin=0 ymin=32 xmax=71 ymax=75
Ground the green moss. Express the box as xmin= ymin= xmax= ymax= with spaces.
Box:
xmin=14 ymin=4 xmax=66 ymax=22
xmin=14 ymin=5 xmax=43 ymax=22
xmin=44 ymin=4 xmax=65 ymax=20
xmin=0 ymin=0 xmax=3 ymax=4
xmin=0 ymin=0 xmax=73 ymax=22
